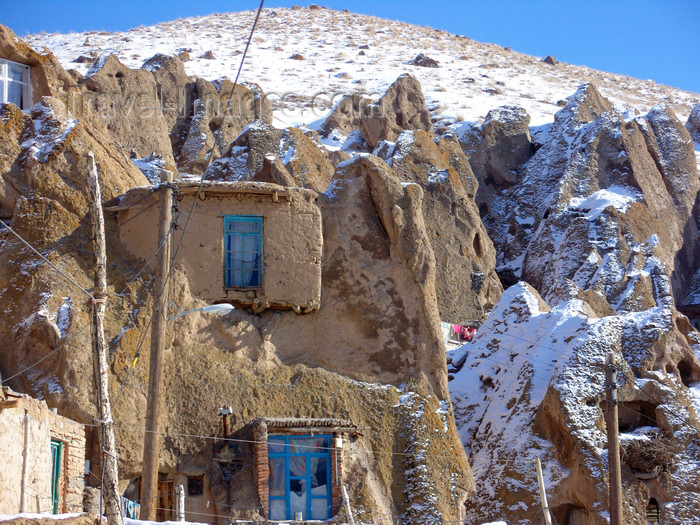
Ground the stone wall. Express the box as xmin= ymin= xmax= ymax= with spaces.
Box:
xmin=0 ymin=388 xmax=85 ymax=514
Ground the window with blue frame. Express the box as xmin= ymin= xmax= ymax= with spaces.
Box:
xmin=268 ymin=435 xmax=332 ymax=521
xmin=224 ymin=215 xmax=262 ymax=288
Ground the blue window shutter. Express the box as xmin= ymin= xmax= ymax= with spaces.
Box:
xmin=224 ymin=216 xmax=262 ymax=288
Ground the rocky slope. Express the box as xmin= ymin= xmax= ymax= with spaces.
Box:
xmin=448 ymin=67 xmax=700 ymax=525
xmin=24 ymin=6 xmax=699 ymax=129
xmin=0 ymin=22 xmax=476 ymax=524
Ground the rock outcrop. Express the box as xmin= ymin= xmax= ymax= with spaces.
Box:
xmin=472 ymin=83 xmax=699 ymax=308
xmin=177 ymin=78 xmax=272 ymax=174
xmin=319 ymin=94 xmax=371 ymax=138
xmin=360 ymin=73 xmax=433 ymax=148
xmin=685 ymin=103 xmax=700 ymax=142
xmin=375 ymin=130 xmax=502 ymax=322
xmin=67 ymin=50 xmax=272 ymax=176
xmin=141 ymin=53 xmax=191 ymax=137
xmin=409 ymin=53 xmax=439 ymax=68
xmin=206 ymin=120 xmax=334 ymax=192
xmin=458 ymin=105 xmax=534 ymax=217
xmin=451 ymin=283 xmax=700 ymax=525
xmin=450 ymin=82 xmax=700 ymax=525
xmin=80 ymin=54 xmax=177 ymax=169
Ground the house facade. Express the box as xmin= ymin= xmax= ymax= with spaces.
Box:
xmin=109 ymin=180 xmax=322 ymax=313
xmin=0 ymin=387 xmax=86 ymax=514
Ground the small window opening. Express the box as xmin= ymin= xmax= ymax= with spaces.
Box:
xmin=646 ymin=497 xmax=660 ymax=524
xmin=187 ymin=475 xmax=204 ymax=496
xmin=0 ymin=58 xmax=31 ymax=110
xmin=224 ymin=215 xmax=262 ymax=288
xmin=617 ymin=401 xmax=658 ymax=433
xmin=677 ymin=360 xmax=693 ymax=388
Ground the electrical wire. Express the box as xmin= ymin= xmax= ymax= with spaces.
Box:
xmin=169 ymin=0 xmax=265 ymax=270
xmin=84 ymin=421 xmax=516 ymax=464
xmin=0 ymin=219 xmax=94 ymax=299
xmin=0 ymin=218 xmax=169 ymax=389
xmin=0 ymin=323 xmax=92 ymax=385
xmin=0 ymin=189 xmax=159 ymax=283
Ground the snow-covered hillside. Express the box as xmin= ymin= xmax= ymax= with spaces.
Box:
xmin=25 ymin=6 xmax=699 ymax=129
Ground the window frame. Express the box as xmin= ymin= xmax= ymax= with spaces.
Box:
xmin=267 ymin=434 xmax=333 ymax=521
xmin=50 ymin=439 xmax=63 ymax=514
xmin=0 ymin=58 xmax=31 ymax=110
xmin=223 ymin=215 xmax=263 ymax=289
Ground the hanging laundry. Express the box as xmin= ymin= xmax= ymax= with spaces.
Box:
xmin=462 ymin=327 xmax=477 ymax=341
xmin=120 ymin=496 xmax=141 ymax=519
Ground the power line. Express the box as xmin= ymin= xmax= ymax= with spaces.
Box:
xmin=88 ymin=421 xmax=515 ymax=464
xmin=1 ymin=217 xmax=168 ymax=388
xmin=231 ymin=0 xmax=265 ymax=90
xmin=0 ymin=323 xmax=92 ymax=386
xmin=0 ymin=219 xmax=94 ymax=299
xmin=169 ymin=0 xmax=266 ymax=269
xmin=0 ymin=194 xmax=160 ymax=283
xmin=110 ymin=0 xmax=268 ymax=412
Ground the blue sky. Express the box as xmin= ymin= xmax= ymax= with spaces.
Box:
xmin=4 ymin=0 xmax=699 ymax=94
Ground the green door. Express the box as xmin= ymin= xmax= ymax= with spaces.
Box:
xmin=50 ymin=440 xmax=63 ymax=514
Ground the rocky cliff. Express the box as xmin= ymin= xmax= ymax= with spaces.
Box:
xmin=1 ymin=6 xmax=700 ymax=525
xmin=0 ymin=24 xmax=474 ymax=524
xmin=451 ymin=85 xmax=700 ymax=524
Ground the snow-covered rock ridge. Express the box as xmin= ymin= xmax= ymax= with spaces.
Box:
xmin=24 ymin=6 xmax=699 ymax=129
xmin=450 ymin=283 xmax=700 ymax=524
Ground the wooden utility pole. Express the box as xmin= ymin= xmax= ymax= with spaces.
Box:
xmin=87 ymin=153 xmax=123 ymax=525
xmin=535 ymin=457 xmax=553 ymax=525
xmin=140 ymin=170 xmax=173 ymax=521
xmin=606 ymin=353 xmax=623 ymax=525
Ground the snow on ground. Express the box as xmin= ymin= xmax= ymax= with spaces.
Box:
xmin=0 ymin=514 xmax=83 ymax=522
xmin=23 ymin=7 xmax=699 ymax=130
